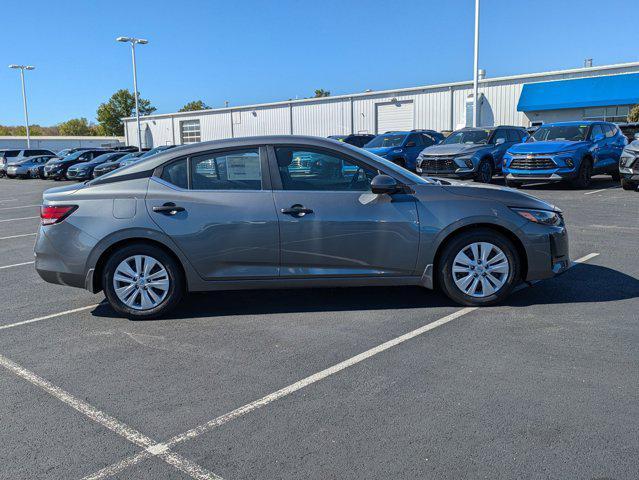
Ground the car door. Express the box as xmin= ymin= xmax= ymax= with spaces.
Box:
xmin=404 ymin=133 xmax=424 ymax=167
xmin=589 ymin=124 xmax=607 ymax=169
xmin=146 ymin=146 xmax=280 ymax=280
xmin=269 ymin=145 xmax=420 ymax=278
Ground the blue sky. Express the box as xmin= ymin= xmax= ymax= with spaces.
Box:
xmin=1 ymin=0 xmax=637 ymax=126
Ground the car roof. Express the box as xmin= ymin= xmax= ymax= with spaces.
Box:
xmin=540 ymin=121 xmax=599 ymax=126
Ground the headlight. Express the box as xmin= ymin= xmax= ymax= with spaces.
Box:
xmin=454 ymin=156 xmax=474 ymax=169
xmin=511 ymin=208 xmax=562 ymax=226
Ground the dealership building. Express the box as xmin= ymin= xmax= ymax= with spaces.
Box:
xmin=123 ymin=62 xmax=639 ymax=148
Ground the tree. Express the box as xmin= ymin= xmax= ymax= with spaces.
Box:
xmin=628 ymin=105 xmax=639 ymax=123
xmin=179 ymin=100 xmax=210 ymax=112
xmin=96 ymin=89 xmax=156 ymax=136
xmin=58 ymin=118 xmax=93 ymax=136
xmin=313 ymin=89 xmax=330 ymax=98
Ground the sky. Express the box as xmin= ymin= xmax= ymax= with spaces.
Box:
xmin=1 ymin=0 xmax=637 ymax=126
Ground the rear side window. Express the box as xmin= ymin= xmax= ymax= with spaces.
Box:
xmin=160 ymin=159 xmax=188 ymax=189
xmin=604 ymin=124 xmax=616 ymax=138
xmin=190 ymin=148 xmax=261 ymax=190
xmin=2 ymin=150 xmax=20 ymax=158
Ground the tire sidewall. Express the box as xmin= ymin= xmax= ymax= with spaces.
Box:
xmin=103 ymin=244 xmax=184 ymax=319
xmin=474 ymin=159 xmax=493 ymax=184
xmin=439 ymin=229 xmax=520 ymax=306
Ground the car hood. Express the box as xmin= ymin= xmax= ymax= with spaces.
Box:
xmin=96 ymin=161 xmax=121 ymax=169
xmin=624 ymin=140 xmax=639 ymax=153
xmin=420 ymin=143 xmax=486 ymax=156
xmin=508 ymin=141 xmax=588 ymax=154
xmin=365 ymin=147 xmax=396 ymax=155
xmin=434 ymin=179 xmax=559 ymax=211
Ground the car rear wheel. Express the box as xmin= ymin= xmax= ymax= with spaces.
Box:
xmin=610 ymin=170 xmax=621 ymax=181
xmin=438 ymin=229 xmax=520 ymax=306
xmin=103 ymin=244 xmax=184 ymax=319
xmin=474 ymin=159 xmax=493 ymax=184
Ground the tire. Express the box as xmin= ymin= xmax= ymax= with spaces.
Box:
xmin=570 ymin=157 xmax=592 ymax=189
xmin=474 ymin=159 xmax=493 ymax=184
xmin=437 ymin=228 xmax=520 ymax=306
xmin=504 ymin=178 xmax=522 ymax=189
xmin=621 ymin=178 xmax=637 ymax=191
xmin=610 ymin=170 xmax=621 ymax=181
xmin=103 ymin=243 xmax=185 ymax=319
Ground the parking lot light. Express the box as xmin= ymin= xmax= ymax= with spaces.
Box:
xmin=116 ymin=36 xmax=149 ymax=152
xmin=8 ymin=64 xmax=35 ymax=148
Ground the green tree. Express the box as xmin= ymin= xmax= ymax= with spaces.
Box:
xmin=628 ymin=105 xmax=639 ymax=123
xmin=58 ymin=118 xmax=93 ymax=136
xmin=313 ymin=89 xmax=330 ymax=98
xmin=179 ymin=100 xmax=211 ymax=112
xmin=96 ymin=89 xmax=156 ymax=136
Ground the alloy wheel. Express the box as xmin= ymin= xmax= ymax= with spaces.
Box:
xmin=452 ymin=242 xmax=510 ymax=297
xmin=113 ymin=255 xmax=170 ymax=310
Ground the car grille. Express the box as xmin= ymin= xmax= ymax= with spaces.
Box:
xmin=510 ymin=156 xmax=557 ymax=170
xmin=419 ymin=156 xmax=457 ymax=173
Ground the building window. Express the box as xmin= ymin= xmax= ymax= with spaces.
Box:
xmin=180 ymin=120 xmax=201 ymax=144
xmin=583 ymin=106 xmax=630 ymax=123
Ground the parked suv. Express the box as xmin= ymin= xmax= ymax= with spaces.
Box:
xmin=416 ymin=126 xmax=527 ymax=183
xmin=36 ymin=136 xmax=569 ymax=319
xmin=328 ymin=134 xmax=376 ymax=148
xmin=43 ymin=149 xmax=112 ymax=180
xmin=502 ymin=121 xmax=627 ymax=188
xmin=619 ymin=137 xmax=639 ymax=191
xmin=0 ymin=149 xmax=56 ymax=177
xmin=65 ymin=152 xmax=129 ymax=181
xmin=364 ymin=130 xmax=443 ymax=171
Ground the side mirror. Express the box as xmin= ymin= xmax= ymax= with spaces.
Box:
xmin=521 ymin=135 xmax=529 ymax=143
xmin=371 ymin=174 xmax=399 ymax=195
xmin=594 ymin=133 xmax=605 ymax=142
xmin=495 ymin=138 xmax=506 ymax=145
xmin=405 ymin=141 xmax=416 ymax=147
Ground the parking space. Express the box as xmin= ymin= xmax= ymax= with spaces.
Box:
xmin=0 ymin=176 xmax=637 ymax=479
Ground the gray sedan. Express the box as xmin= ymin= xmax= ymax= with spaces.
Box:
xmin=35 ymin=136 xmax=569 ymax=319
xmin=6 ymin=155 xmax=55 ymax=178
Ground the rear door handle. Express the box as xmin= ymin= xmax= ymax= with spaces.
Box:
xmin=281 ymin=204 xmax=313 ymax=217
xmin=153 ymin=202 xmax=185 ymax=215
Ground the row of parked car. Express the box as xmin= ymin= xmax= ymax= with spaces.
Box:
xmin=0 ymin=145 xmax=176 ymax=181
xmin=1 ymin=121 xmax=638 ymax=191
xmin=334 ymin=121 xmax=634 ymax=189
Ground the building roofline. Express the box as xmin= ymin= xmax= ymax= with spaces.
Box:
xmin=0 ymin=136 xmax=124 ymax=140
xmin=122 ymin=61 xmax=639 ymax=122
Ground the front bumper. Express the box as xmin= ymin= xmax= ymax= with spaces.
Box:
xmin=66 ymin=170 xmax=91 ymax=180
xmin=416 ymin=156 xmax=476 ymax=178
xmin=519 ymin=221 xmax=570 ymax=282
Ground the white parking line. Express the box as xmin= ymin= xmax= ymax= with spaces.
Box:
xmin=0 ymin=353 xmax=223 ymax=480
xmin=0 ymin=304 xmax=100 ymax=331
xmin=584 ymin=186 xmax=619 ymax=195
xmin=0 ymin=216 xmax=39 ymax=223
xmin=0 ymin=261 xmax=34 ymax=270
xmin=0 ymin=233 xmax=36 ymax=241
xmin=0 ymin=204 xmax=40 ymax=211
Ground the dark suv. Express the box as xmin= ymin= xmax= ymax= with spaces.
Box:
xmin=328 ymin=134 xmax=376 ymax=148
xmin=416 ymin=126 xmax=528 ymax=183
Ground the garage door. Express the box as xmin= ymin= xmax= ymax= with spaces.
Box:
xmin=376 ymin=101 xmax=414 ymax=133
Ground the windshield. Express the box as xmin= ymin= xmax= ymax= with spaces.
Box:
xmin=364 ymin=134 xmax=406 ymax=148
xmin=529 ymin=125 xmax=588 ymax=142
xmin=91 ymin=152 xmax=120 ymax=163
xmin=443 ymin=130 xmax=490 ymax=145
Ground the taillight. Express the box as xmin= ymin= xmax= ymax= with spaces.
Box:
xmin=40 ymin=205 xmax=77 ymax=226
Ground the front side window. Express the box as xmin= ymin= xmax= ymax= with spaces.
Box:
xmin=275 ymin=147 xmax=377 ymax=191
xmin=491 ymin=129 xmax=508 ymax=144
xmin=191 ymin=149 xmax=261 ymax=190
xmin=590 ymin=125 xmax=604 ymax=140
xmin=180 ymin=120 xmax=201 ymax=144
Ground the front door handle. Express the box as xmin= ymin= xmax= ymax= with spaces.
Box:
xmin=281 ymin=204 xmax=313 ymax=217
xmin=153 ymin=202 xmax=185 ymax=215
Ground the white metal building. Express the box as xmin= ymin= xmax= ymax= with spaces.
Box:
xmin=0 ymin=136 xmax=124 ymax=151
xmin=122 ymin=62 xmax=639 ymax=148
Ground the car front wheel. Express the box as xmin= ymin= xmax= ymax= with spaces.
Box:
xmin=474 ymin=159 xmax=493 ymax=184
xmin=621 ymin=178 xmax=637 ymax=191
xmin=438 ymin=229 xmax=520 ymax=306
xmin=103 ymin=243 xmax=184 ymax=319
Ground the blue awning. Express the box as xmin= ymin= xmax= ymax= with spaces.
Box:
xmin=517 ymin=73 xmax=639 ymax=112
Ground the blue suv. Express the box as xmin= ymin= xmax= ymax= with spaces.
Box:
xmin=364 ymin=130 xmax=444 ymax=171
xmin=416 ymin=126 xmax=528 ymax=183
xmin=502 ymin=121 xmax=627 ymax=188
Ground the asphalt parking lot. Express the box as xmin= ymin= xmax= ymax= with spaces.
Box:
xmin=0 ymin=176 xmax=637 ymax=480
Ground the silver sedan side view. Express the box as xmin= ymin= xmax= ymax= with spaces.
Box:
xmin=35 ymin=136 xmax=569 ymax=319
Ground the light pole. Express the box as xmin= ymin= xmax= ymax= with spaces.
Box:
xmin=472 ymin=0 xmax=480 ymax=127
xmin=116 ymin=36 xmax=148 ymax=151
xmin=8 ymin=64 xmax=35 ymax=148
